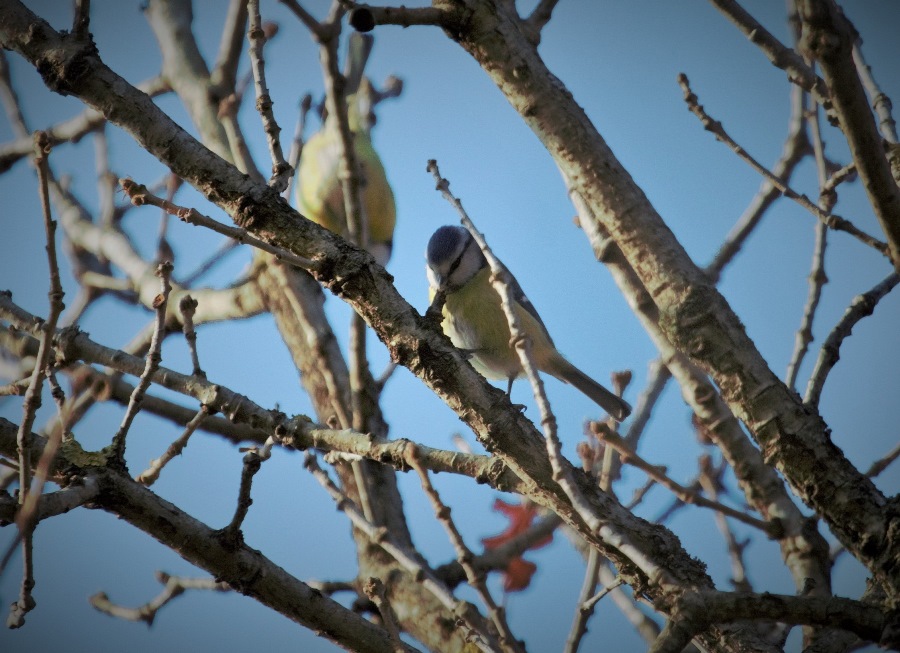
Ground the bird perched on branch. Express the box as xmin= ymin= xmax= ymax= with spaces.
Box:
xmin=295 ymin=34 xmax=396 ymax=266
xmin=426 ymin=225 xmax=631 ymax=422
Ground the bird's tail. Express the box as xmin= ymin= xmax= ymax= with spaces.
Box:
xmin=547 ymin=356 xmax=632 ymax=422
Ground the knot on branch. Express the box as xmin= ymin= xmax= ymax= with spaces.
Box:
xmin=35 ymin=31 xmax=99 ymax=97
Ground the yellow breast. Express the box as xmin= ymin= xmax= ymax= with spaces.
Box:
xmin=433 ymin=268 xmax=554 ymax=381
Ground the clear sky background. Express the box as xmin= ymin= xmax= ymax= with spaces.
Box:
xmin=1 ymin=1 xmax=898 ymax=651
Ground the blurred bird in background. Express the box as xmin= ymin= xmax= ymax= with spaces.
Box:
xmin=295 ymin=33 xmax=396 ymax=266
xmin=426 ymin=225 xmax=632 ymax=422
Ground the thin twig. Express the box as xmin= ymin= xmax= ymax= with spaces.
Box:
xmin=109 ymin=261 xmax=173 ymax=465
xmin=564 ymin=548 xmax=602 ymax=653
xmin=625 ymin=478 xmax=658 ymax=511
xmin=178 ymin=295 xmax=205 ymax=378
xmin=698 ymin=456 xmax=751 ymax=592
xmin=678 ymin=73 xmax=890 ymax=257
xmin=0 ymin=50 xmax=29 ymax=139
xmin=585 ymin=574 xmax=626 ymax=614
xmin=247 ymin=0 xmax=292 ymax=191
xmin=119 ymin=178 xmax=317 ymax=271
xmin=865 ymin=441 xmax=900 ymax=479
xmin=822 ymin=162 xmax=857 ymax=197
xmin=279 ymin=0 xmax=327 ymax=40
xmin=217 ymin=90 xmax=265 ymax=182
xmin=303 ymin=451 xmax=495 ymax=652
xmin=798 ymin=0 xmax=900 ymax=269
xmin=705 ymin=83 xmax=810 ymax=281
xmin=136 ymin=406 xmax=209 ymax=486
xmin=624 ymin=360 xmax=670 ymax=451
xmin=786 ymin=91 xmax=830 ymax=391
xmin=72 ymin=0 xmax=90 ymax=40
xmin=520 ymin=0 xmax=559 ymax=46
xmin=362 ymin=577 xmax=407 ymax=653
xmin=594 ymin=425 xmax=776 ymax=535
xmin=219 ymin=448 xmax=264 ymax=546
xmin=18 ymin=369 xmax=68 ymax=523
xmin=852 ymin=43 xmax=898 ymax=145
xmin=0 ymin=71 xmax=169 ymax=174
xmin=374 ymin=361 xmax=398 ymax=392
xmin=210 ymin=0 xmax=248 ymax=97
xmin=804 ymin=272 xmax=900 ymax=406
xmin=597 ymin=561 xmax=662 ymax=645
xmin=93 ymin=125 xmax=117 ymax=229
xmin=8 ymin=131 xmax=65 ymax=629
xmin=90 ymin=571 xmax=230 ymax=626
xmin=179 ymin=239 xmax=242 ymax=287
xmin=434 ymin=513 xmax=561 ymax=590
xmin=565 ymin=389 xmax=627 ymax=653
xmin=281 ymin=93 xmax=313 ymax=202
xmin=706 ymin=0 xmax=830 ymax=109
xmin=407 ymin=445 xmax=523 ymax=653
xmin=156 ymin=173 xmax=180 ymax=264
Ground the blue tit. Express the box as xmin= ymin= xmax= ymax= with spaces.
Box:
xmin=426 ymin=226 xmax=632 ymax=422
xmin=295 ymin=38 xmax=395 ymax=266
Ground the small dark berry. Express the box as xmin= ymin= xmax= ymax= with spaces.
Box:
xmin=349 ymin=7 xmax=375 ymax=33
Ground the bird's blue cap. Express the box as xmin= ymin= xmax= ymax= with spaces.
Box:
xmin=426 ymin=225 xmax=468 ymax=265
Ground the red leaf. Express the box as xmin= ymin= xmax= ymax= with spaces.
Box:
xmin=482 ymin=499 xmax=552 ymax=550
xmin=481 ymin=499 xmax=553 ymax=593
xmin=503 ymin=557 xmax=537 ymax=592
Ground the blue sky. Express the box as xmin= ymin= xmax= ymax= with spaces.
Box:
xmin=1 ymin=1 xmax=898 ymax=651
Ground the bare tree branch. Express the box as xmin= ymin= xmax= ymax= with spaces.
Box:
xmin=209 ymin=0 xmax=248 ymax=97
xmin=798 ymin=0 xmax=900 ymax=269
xmin=804 ymin=271 xmax=900 ymax=406
xmin=707 ymin=0 xmax=830 ymax=109
xmin=650 ymin=590 xmax=899 ymax=652
xmin=246 ymin=0 xmax=292 ymax=190
xmin=679 ymin=73 xmax=889 ymax=257
xmin=90 ymin=571 xmax=231 ymax=627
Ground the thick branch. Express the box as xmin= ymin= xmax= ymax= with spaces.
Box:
xmin=650 ymin=590 xmax=899 ymax=652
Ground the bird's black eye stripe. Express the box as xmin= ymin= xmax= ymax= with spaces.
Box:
xmin=445 ymin=233 xmax=473 ymax=280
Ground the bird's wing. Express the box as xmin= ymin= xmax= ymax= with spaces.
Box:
xmin=500 ymin=261 xmax=555 ymax=346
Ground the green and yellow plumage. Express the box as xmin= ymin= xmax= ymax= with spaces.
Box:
xmin=296 ymin=80 xmax=397 ymax=265
xmin=426 ymin=226 xmax=632 ymax=421
xmin=429 ymin=266 xmax=556 ymax=382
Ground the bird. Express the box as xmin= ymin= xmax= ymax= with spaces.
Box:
xmin=426 ymin=225 xmax=632 ymax=422
xmin=295 ymin=37 xmax=396 ymax=266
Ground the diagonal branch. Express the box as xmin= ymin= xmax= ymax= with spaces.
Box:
xmin=246 ymin=0 xmax=292 ymax=190
xmin=707 ymin=0 xmax=830 ymax=109
xmin=678 ymin=73 xmax=889 ymax=257
xmin=209 ymin=0 xmax=248 ymax=97
xmin=798 ymin=0 xmax=900 ymax=269
xmin=804 ymin=271 xmax=900 ymax=407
